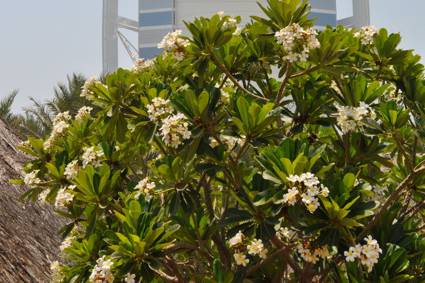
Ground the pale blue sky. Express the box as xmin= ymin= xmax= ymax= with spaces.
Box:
xmin=1 ymin=1 xmax=424 ymax=112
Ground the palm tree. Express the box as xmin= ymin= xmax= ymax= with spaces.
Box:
xmin=0 ymin=91 xmax=46 ymax=138
xmin=1 ymin=73 xmax=89 ymax=138
xmin=47 ymin=73 xmax=87 ymax=116
xmin=0 ymin=90 xmax=19 ymax=126
xmin=26 ymin=73 xmax=89 ymax=136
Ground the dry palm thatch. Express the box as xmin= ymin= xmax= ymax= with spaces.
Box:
xmin=0 ymin=119 xmax=63 ymax=282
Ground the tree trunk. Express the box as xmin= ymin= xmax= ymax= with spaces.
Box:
xmin=0 ymin=119 xmax=63 ymax=282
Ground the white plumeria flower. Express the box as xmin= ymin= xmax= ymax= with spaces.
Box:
xmin=276 ymin=227 xmax=297 ymax=240
xmin=159 ymin=113 xmax=191 ymax=148
xmin=89 ymin=256 xmax=114 ymax=283
xmin=284 ymin=172 xmax=328 ymax=212
xmin=354 ymin=26 xmax=378 ymax=45
xmin=124 ymin=273 xmax=136 ymax=283
xmin=247 ymin=239 xmax=265 ymax=256
xmin=259 ymin=248 xmax=268 ymax=259
xmin=364 ymin=235 xmax=378 ymax=247
xmin=222 ymin=16 xmax=238 ymax=30
xmin=60 ymin=235 xmax=75 ymax=252
xmin=147 ymin=97 xmax=172 ymax=122
xmin=233 ymin=252 xmax=249 ymax=266
xmin=306 ymin=197 xmax=320 ymax=213
xmin=334 ymin=102 xmax=375 ymax=134
xmin=43 ymin=111 xmax=74 ymax=150
xmin=283 ymin=187 xmax=299 ymax=205
xmin=209 ymin=138 xmax=220 ymax=148
xmin=228 ymin=231 xmax=244 ymax=248
xmin=344 ymin=248 xmax=357 ymax=262
xmin=82 ymin=146 xmax=104 ymax=168
xmin=158 ymin=30 xmax=189 ymax=61
xmin=75 ymin=106 xmax=93 ymax=120
xmin=53 ymin=111 xmax=72 ymax=124
xmin=24 ymin=170 xmax=41 ymax=187
xmin=55 ymin=187 xmax=74 ymax=209
xmin=320 ymin=186 xmax=330 ymax=197
xmin=344 ymin=236 xmax=381 ymax=271
xmin=296 ymin=243 xmax=319 ymax=263
xmin=50 ymin=261 xmax=63 ymax=283
xmin=314 ymin=245 xmax=330 ymax=259
xmin=134 ymin=177 xmax=156 ymax=201
xmin=275 ymin=23 xmax=320 ymax=62
xmin=38 ymin=189 xmax=49 ymax=203
xmin=132 ymin=58 xmax=154 ymax=73
xmin=64 ymin=160 xmax=80 ymax=180
xmin=81 ymin=76 xmax=101 ymax=100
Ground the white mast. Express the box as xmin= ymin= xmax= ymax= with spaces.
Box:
xmin=102 ymin=0 xmax=140 ymax=74
xmin=102 ymin=0 xmax=119 ymax=74
xmin=353 ymin=0 xmax=370 ymax=26
xmin=338 ymin=0 xmax=370 ymax=27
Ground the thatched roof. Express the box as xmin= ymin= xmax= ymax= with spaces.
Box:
xmin=0 ymin=119 xmax=63 ymax=282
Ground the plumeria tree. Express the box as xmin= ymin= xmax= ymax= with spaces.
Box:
xmin=17 ymin=0 xmax=425 ymax=282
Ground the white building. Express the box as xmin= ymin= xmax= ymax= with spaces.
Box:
xmin=103 ymin=0 xmax=369 ymax=73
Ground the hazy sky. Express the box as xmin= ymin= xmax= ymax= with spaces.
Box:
xmin=1 ymin=1 xmax=424 ymax=112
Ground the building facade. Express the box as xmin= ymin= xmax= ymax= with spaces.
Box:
xmin=138 ymin=0 xmax=337 ymax=59
xmin=102 ymin=0 xmax=370 ymax=73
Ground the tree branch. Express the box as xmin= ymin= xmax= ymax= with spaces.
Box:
xmin=358 ymin=161 xmax=425 ymax=239
xmin=276 ymin=65 xmax=291 ymax=105
xmin=246 ymin=246 xmax=288 ymax=276
xmin=209 ymin=50 xmax=269 ymax=101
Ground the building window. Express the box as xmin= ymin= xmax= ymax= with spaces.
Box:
xmin=310 ymin=12 xmax=337 ymax=26
xmin=140 ymin=47 xmax=162 ymax=58
xmin=140 ymin=0 xmax=173 ymax=11
xmin=310 ymin=0 xmax=337 ymax=11
xmin=139 ymin=11 xmax=174 ymax=27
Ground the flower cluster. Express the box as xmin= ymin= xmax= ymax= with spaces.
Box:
xmin=158 ymin=30 xmax=189 ymax=61
xmin=228 ymin=231 xmax=268 ymax=267
xmin=82 ymin=146 xmax=105 ymax=168
xmin=44 ymin=111 xmax=72 ymax=150
xmin=147 ymin=97 xmax=173 ymax=122
xmin=275 ymin=23 xmax=320 ymax=62
xmin=344 ymin=235 xmax=382 ymax=272
xmin=216 ymin=12 xmax=238 ymax=30
xmin=132 ymin=58 xmax=154 ymax=73
xmin=124 ymin=273 xmax=136 ymax=283
xmin=354 ymin=26 xmax=378 ymax=45
xmin=75 ymin=106 xmax=93 ymax=120
xmin=209 ymin=134 xmax=243 ymax=150
xmin=275 ymin=226 xmax=297 ymax=241
xmin=60 ymin=234 xmax=75 ymax=252
xmin=296 ymin=243 xmax=330 ymax=264
xmin=50 ymin=261 xmax=63 ymax=283
xmin=64 ymin=160 xmax=80 ymax=180
xmin=89 ymin=256 xmax=114 ymax=283
xmin=24 ymin=170 xmax=41 ymax=187
xmin=334 ymin=102 xmax=376 ymax=134
xmin=159 ymin=113 xmax=191 ymax=148
xmin=247 ymin=239 xmax=268 ymax=259
xmin=283 ymin=172 xmax=329 ymax=213
xmin=81 ymin=76 xmax=104 ymax=100
xmin=38 ymin=190 xmax=49 ymax=203
xmin=54 ymin=186 xmax=74 ymax=209
xmin=134 ymin=177 xmax=156 ymax=201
